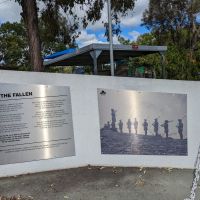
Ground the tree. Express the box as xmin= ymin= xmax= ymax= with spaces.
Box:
xmin=39 ymin=13 xmax=78 ymax=56
xmin=0 ymin=22 xmax=29 ymax=70
xmin=20 ymin=0 xmax=43 ymax=71
xmin=15 ymin=0 xmax=136 ymax=71
xmin=142 ymin=0 xmax=200 ymax=49
xmin=119 ymin=33 xmax=200 ymax=80
xmin=187 ymin=0 xmax=200 ymax=51
xmin=141 ymin=0 xmax=200 ymax=80
xmin=134 ymin=33 xmax=157 ymax=46
xmin=0 ymin=17 xmax=78 ymax=71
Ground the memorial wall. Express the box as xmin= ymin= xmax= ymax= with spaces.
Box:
xmin=0 ymin=70 xmax=199 ymax=177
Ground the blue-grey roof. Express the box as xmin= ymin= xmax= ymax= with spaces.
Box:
xmin=45 ymin=48 xmax=76 ymax=60
xmin=44 ymin=43 xmax=167 ymax=67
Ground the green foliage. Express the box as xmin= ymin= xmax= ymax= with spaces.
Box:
xmin=13 ymin=0 xmax=137 ymax=71
xmin=39 ymin=14 xmax=78 ymax=57
xmin=0 ymin=20 xmax=77 ymax=71
xmin=142 ymin=0 xmax=200 ymax=49
xmin=118 ymin=36 xmax=131 ymax=45
xmin=45 ymin=66 xmax=73 ymax=73
xmin=38 ymin=0 xmax=137 ymax=43
xmin=119 ymin=34 xmax=161 ymax=78
xmin=165 ymin=46 xmax=199 ymax=80
xmin=140 ymin=0 xmax=200 ymax=80
xmin=5 ymin=0 xmax=200 ymax=80
xmin=0 ymin=22 xmax=30 ymax=70
xmin=119 ymin=32 xmax=200 ymax=80
xmin=136 ymin=33 xmax=157 ymax=46
xmin=23 ymin=0 xmax=136 ymax=42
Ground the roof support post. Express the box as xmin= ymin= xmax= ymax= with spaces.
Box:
xmin=160 ymin=52 xmax=166 ymax=79
xmin=90 ymin=50 xmax=102 ymax=75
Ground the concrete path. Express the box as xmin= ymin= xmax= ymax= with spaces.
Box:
xmin=0 ymin=167 xmax=199 ymax=200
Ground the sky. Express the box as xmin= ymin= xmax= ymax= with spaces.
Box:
xmin=0 ymin=0 xmax=150 ymax=47
xmin=98 ymin=89 xmax=187 ymax=139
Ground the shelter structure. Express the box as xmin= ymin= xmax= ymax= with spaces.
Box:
xmin=44 ymin=43 xmax=167 ymax=77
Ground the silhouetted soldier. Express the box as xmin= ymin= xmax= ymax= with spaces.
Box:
xmin=107 ymin=121 xmax=111 ymax=129
xmin=111 ymin=109 xmax=117 ymax=131
xmin=143 ymin=119 xmax=148 ymax=136
xmin=118 ymin=120 xmax=123 ymax=133
xmin=127 ymin=119 xmax=132 ymax=134
xmin=152 ymin=118 xmax=159 ymax=136
xmin=161 ymin=120 xmax=172 ymax=138
xmin=134 ymin=118 xmax=138 ymax=134
xmin=176 ymin=119 xmax=183 ymax=140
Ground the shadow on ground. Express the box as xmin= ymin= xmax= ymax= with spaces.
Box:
xmin=0 ymin=167 xmax=198 ymax=200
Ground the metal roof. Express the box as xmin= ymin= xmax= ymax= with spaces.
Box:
xmin=44 ymin=48 xmax=76 ymax=60
xmin=44 ymin=43 xmax=167 ymax=67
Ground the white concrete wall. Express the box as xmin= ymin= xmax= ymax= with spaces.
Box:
xmin=0 ymin=70 xmax=199 ymax=177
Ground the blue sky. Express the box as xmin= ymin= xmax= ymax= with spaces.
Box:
xmin=0 ymin=0 xmax=150 ymax=47
xmin=75 ymin=0 xmax=150 ymax=46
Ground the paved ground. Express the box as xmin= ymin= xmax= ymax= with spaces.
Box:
xmin=0 ymin=166 xmax=199 ymax=200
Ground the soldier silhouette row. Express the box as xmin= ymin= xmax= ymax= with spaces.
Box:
xmin=104 ymin=118 xmax=184 ymax=140
xmin=151 ymin=118 xmax=184 ymax=140
xmin=104 ymin=109 xmax=184 ymax=140
xmin=126 ymin=118 xmax=148 ymax=135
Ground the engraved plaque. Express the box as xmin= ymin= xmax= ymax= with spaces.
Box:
xmin=98 ymin=88 xmax=187 ymax=156
xmin=0 ymin=83 xmax=75 ymax=165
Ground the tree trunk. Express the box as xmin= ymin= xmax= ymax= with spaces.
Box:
xmin=21 ymin=0 xmax=43 ymax=71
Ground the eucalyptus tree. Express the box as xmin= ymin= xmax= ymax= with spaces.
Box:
xmin=142 ymin=0 xmax=200 ymax=50
xmin=0 ymin=22 xmax=29 ymax=70
xmin=15 ymin=0 xmax=136 ymax=71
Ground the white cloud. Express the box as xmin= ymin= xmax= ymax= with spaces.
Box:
xmin=78 ymin=0 xmax=149 ymax=45
xmin=0 ymin=0 xmax=149 ymax=30
xmin=120 ymin=0 xmax=149 ymax=28
xmin=113 ymin=35 xmax=120 ymax=44
xmin=76 ymin=31 xmax=121 ymax=47
xmin=98 ymin=33 xmax=106 ymax=40
xmin=0 ymin=0 xmax=21 ymax=23
xmin=97 ymin=33 xmax=120 ymax=44
xmin=86 ymin=0 xmax=149 ymax=31
xmin=86 ymin=5 xmax=107 ymax=31
xmin=76 ymin=30 xmax=104 ymax=47
xmin=0 ymin=0 xmax=149 ymax=28
xmin=128 ymin=31 xmax=141 ymax=41
xmin=0 ymin=0 xmax=149 ymax=47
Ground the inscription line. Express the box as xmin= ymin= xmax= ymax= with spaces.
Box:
xmin=0 ymin=138 xmax=72 ymax=148
xmin=0 ymin=95 xmax=68 ymax=102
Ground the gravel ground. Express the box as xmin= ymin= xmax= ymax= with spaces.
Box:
xmin=0 ymin=166 xmax=199 ymax=200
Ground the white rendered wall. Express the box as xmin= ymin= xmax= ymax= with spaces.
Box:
xmin=0 ymin=70 xmax=199 ymax=177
